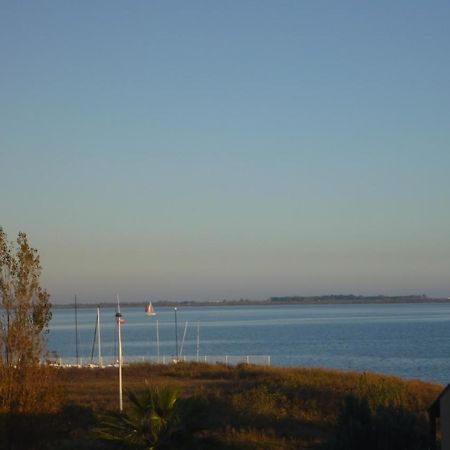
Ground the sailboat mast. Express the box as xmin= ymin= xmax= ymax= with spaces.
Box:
xmin=90 ymin=313 xmax=98 ymax=363
xmin=196 ymin=321 xmax=200 ymax=362
xmin=74 ymin=295 xmax=79 ymax=365
xmin=97 ymin=306 xmax=103 ymax=367
xmin=179 ymin=321 xmax=188 ymax=358
xmin=174 ymin=307 xmax=179 ymax=360
xmin=156 ymin=320 xmax=160 ymax=363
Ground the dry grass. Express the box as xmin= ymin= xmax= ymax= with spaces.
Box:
xmin=51 ymin=363 xmax=441 ymax=449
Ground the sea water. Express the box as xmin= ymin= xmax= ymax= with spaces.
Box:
xmin=48 ymin=303 xmax=450 ymax=385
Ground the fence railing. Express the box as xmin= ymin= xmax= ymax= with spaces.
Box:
xmin=49 ymin=354 xmax=271 ymax=368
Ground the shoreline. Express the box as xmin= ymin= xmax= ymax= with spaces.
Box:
xmin=52 ymin=296 xmax=450 ymax=309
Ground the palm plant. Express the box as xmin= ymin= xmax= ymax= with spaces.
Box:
xmin=97 ymin=385 xmax=180 ymax=450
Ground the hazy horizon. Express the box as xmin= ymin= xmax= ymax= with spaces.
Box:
xmin=49 ymin=293 xmax=445 ymax=307
xmin=2 ymin=1 xmax=449 ymax=303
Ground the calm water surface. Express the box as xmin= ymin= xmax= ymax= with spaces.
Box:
xmin=48 ymin=303 xmax=450 ymax=385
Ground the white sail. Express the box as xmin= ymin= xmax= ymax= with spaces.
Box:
xmin=145 ymin=301 xmax=156 ymax=316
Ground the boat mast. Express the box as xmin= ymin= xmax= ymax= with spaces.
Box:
xmin=196 ymin=321 xmax=200 ymax=362
xmin=179 ymin=321 xmax=188 ymax=358
xmin=156 ymin=320 xmax=160 ymax=363
xmin=174 ymin=307 xmax=179 ymax=360
xmin=90 ymin=312 xmax=98 ymax=364
xmin=97 ymin=306 xmax=103 ymax=367
xmin=115 ymin=294 xmax=123 ymax=412
xmin=74 ymin=295 xmax=79 ymax=365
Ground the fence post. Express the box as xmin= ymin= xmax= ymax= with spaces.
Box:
xmin=246 ymin=355 xmax=249 ymax=364
xmin=225 ymin=355 xmax=228 ymax=366
xmin=267 ymin=355 xmax=271 ymax=366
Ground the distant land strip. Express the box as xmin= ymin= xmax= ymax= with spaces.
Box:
xmin=52 ymin=294 xmax=450 ymax=308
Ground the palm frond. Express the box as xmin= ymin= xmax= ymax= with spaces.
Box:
xmin=96 ymin=385 xmax=181 ymax=450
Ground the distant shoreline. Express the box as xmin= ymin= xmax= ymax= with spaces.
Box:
xmin=52 ymin=295 xmax=450 ymax=309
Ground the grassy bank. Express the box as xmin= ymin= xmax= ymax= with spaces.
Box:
xmin=1 ymin=363 xmax=442 ymax=449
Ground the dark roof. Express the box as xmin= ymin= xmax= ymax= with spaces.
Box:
xmin=429 ymin=384 xmax=450 ymax=417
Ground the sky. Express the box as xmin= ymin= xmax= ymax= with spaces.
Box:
xmin=1 ymin=1 xmax=450 ymax=303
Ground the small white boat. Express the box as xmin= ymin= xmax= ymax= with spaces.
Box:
xmin=145 ymin=301 xmax=156 ymax=316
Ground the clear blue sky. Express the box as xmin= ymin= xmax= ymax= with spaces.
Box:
xmin=1 ymin=1 xmax=449 ymax=303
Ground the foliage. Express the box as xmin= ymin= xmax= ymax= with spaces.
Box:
xmin=0 ymin=402 xmax=106 ymax=450
xmin=0 ymin=229 xmax=56 ymax=449
xmin=7 ymin=361 xmax=438 ymax=449
xmin=330 ymin=374 xmax=431 ymax=450
xmin=331 ymin=395 xmax=373 ymax=450
xmin=54 ymin=363 xmax=441 ymax=449
xmin=97 ymin=385 xmax=186 ymax=450
xmin=0 ymin=229 xmax=51 ymax=371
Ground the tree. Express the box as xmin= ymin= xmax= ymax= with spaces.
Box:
xmin=98 ymin=385 xmax=183 ymax=450
xmin=0 ymin=228 xmax=52 ymax=413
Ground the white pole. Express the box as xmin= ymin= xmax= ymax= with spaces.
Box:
xmin=156 ymin=320 xmax=160 ymax=363
xmin=196 ymin=322 xmax=200 ymax=362
xmin=97 ymin=307 xmax=103 ymax=367
xmin=118 ymin=319 xmax=123 ymax=411
xmin=174 ymin=307 xmax=179 ymax=360
xmin=74 ymin=295 xmax=79 ymax=366
xmin=116 ymin=294 xmax=123 ymax=412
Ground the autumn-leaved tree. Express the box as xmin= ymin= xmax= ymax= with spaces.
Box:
xmin=0 ymin=228 xmax=54 ymax=414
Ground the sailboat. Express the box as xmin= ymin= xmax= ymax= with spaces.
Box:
xmin=145 ymin=301 xmax=156 ymax=316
